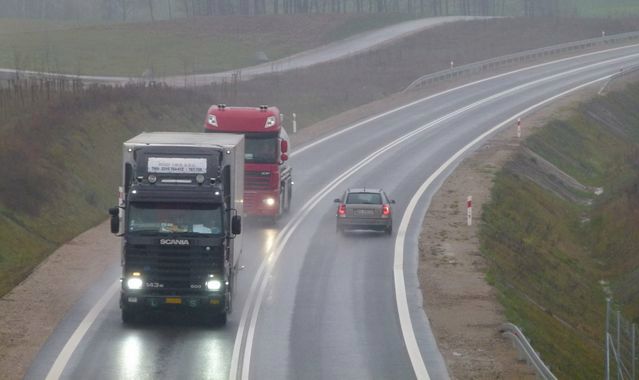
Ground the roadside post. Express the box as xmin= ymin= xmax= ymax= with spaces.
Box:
xmin=293 ymin=113 xmax=297 ymax=133
xmin=467 ymin=196 xmax=472 ymax=226
xmin=517 ymin=118 xmax=521 ymax=139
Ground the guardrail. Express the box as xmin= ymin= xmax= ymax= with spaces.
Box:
xmin=500 ymin=323 xmax=557 ymax=380
xmin=403 ymin=31 xmax=639 ymax=93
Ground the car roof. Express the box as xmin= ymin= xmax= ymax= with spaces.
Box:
xmin=347 ymin=188 xmax=384 ymax=193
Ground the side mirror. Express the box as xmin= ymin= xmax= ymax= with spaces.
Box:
xmin=232 ymin=215 xmax=242 ymax=235
xmin=109 ymin=207 xmax=120 ymax=234
xmin=333 ymin=198 xmax=341 ymax=203
xmin=390 ymin=200 xmax=396 ymax=204
xmin=280 ymin=140 xmax=288 ymax=153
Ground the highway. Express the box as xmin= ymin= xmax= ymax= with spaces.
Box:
xmin=25 ymin=43 xmax=639 ymax=380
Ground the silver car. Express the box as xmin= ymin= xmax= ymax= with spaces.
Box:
xmin=334 ymin=188 xmax=395 ymax=235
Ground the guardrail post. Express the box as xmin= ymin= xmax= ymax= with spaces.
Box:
xmin=292 ymin=113 xmax=297 ymax=133
xmin=632 ymin=323 xmax=636 ymax=380
xmin=606 ymin=298 xmax=611 ymax=380
xmin=618 ymin=310 xmax=622 ymax=380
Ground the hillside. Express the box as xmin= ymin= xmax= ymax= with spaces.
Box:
xmin=479 ymin=82 xmax=639 ymax=378
xmin=0 ymin=14 xmax=418 ymax=76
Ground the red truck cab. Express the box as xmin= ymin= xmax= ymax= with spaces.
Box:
xmin=204 ymin=105 xmax=293 ymax=219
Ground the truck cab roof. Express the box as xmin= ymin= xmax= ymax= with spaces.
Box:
xmin=125 ymin=132 xmax=244 ymax=148
xmin=204 ymin=105 xmax=282 ymax=133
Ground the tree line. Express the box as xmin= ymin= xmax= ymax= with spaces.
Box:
xmin=0 ymin=0 xmax=561 ymax=20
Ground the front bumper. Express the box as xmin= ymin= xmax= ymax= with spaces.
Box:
xmin=244 ymin=191 xmax=280 ymax=216
xmin=337 ymin=217 xmax=392 ymax=230
xmin=120 ymin=292 xmax=226 ymax=312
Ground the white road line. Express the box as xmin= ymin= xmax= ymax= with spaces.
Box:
xmin=232 ymin=54 xmax=636 ymax=379
xmin=45 ymin=281 xmax=119 ymax=380
xmin=393 ymin=74 xmax=613 ymax=380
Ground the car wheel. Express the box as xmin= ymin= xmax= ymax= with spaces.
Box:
xmin=386 ymin=225 xmax=393 ymax=235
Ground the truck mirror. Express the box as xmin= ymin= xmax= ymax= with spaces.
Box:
xmin=232 ymin=215 xmax=242 ymax=235
xmin=280 ymin=140 xmax=288 ymax=153
xmin=109 ymin=207 xmax=120 ymax=234
xmin=280 ymin=153 xmax=288 ymax=162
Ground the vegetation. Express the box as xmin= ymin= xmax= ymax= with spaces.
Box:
xmin=0 ymin=14 xmax=419 ymax=76
xmin=480 ymin=83 xmax=639 ymax=378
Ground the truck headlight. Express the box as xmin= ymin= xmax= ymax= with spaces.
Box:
xmin=263 ymin=197 xmax=275 ymax=206
xmin=127 ymin=277 xmax=143 ymax=290
xmin=206 ymin=279 xmax=222 ymax=291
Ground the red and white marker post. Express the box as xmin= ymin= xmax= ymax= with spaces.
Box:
xmin=467 ymin=196 xmax=472 ymax=226
xmin=517 ymin=118 xmax=521 ymax=139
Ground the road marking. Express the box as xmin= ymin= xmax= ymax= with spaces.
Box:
xmin=232 ymin=54 xmax=637 ymax=379
xmin=393 ymin=74 xmax=614 ymax=380
xmin=45 ymin=281 xmax=119 ymax=380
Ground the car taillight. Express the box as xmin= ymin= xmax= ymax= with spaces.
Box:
xmin=338 ymin=204 xmax=346 ymax=216
xmin=382 ymin=204 xmax=391 ymax=216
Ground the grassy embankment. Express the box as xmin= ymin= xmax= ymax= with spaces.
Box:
xmin=0 ymin=85 xmax=217 ymax=296
xmin=480 ymin=83 xmax=639 ymax=378
xmin=0 ymin=14 xmax=418 ymax=76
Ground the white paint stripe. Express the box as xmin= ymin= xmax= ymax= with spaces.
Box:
xmin=291 ymin=42 xmax=639 ymax=158
xmin=234 ymin=56 xmax=633 ymax=379
xmin=393 ymin=74 xmax=613 ymax=380
xmin=45 ymin=281 xmax=119 ymax=380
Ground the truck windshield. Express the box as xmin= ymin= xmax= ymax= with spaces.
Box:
xmin=245 ymin=134 xmax=278 ymax=163
xmin=127 ymin=203 xmax=223 ymax=235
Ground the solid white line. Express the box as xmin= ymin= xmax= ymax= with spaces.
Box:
xmin=45 ymin=281 xmax=119 ymax=380
xmin=392 ymin=74 xmax=613 ymax=380
xmin=291 ymin=42 xmax=639 ymax=158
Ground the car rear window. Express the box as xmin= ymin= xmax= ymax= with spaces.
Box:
xmin=346 ymin=192 xmax=382 ymax=204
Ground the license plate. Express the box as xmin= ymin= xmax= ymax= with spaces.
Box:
xmin=355 ymin=209 xmax=374 ymax=216
xmin=165 ymin=297 xmax=182 ymax=304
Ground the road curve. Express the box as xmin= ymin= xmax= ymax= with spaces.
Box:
xmin=0 ymin=16 xmax=475 ymax=87
xmin=24 ymin=44 xmax=639 ymax=380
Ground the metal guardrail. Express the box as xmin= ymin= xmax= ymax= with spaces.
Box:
xmin=500 ymin=323 xmax=557 ymax=380
xmin=403 ymin=31 xmax=639 ymax=92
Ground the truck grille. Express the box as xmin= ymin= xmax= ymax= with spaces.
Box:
xmin=126 ymin=244 xmax=223 ymax=294
xmin=244 ymin=192 xmax=258 ymax=210
xmin=245 ymin=170 xmax=272 ymax=190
